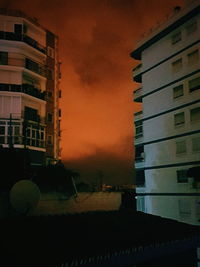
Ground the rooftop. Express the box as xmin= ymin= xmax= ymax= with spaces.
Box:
xmin=131 ymin=0 xmax=200 ymax=59
xmin=1 ymin=210 xmax=200 ymax=267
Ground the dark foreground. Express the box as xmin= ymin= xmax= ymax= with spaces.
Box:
xmin=0 ymin=210 xmax=200 ymax=267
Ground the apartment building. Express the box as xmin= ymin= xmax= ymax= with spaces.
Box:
xmin=0 ymin=9 xmax=61 ymax=167
xmin=131 ymin=0 xmax=200 ymax=225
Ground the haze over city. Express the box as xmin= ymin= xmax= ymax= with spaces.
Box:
xmin=0 ymin=0 xmax=183 ymax=185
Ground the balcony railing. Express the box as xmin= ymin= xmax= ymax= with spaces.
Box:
xmin=0 ymin=118 xmax=45 ymax=148
xmin=0 ymin=83 xmax=45 ymax=100
xmin=0 ymin=57 xmax=47 ymax=77
xmin=134 ymin=110 xmax=143 ymax=120
xmin=133 ymin=87 xmax=142 ymax=102
xmin=132 ymin=63 xmax=142 ymax=83
xmin=0 ymin=31 xmax=46 ymax=54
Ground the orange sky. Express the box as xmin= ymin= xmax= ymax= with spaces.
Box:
xmin=1 ymin=0 xmax=183 ymax=185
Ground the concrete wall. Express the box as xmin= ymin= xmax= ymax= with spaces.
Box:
xmin=0 ymin=192 xmax=122 ymax=218
xmin=33 ymin=192 xmax=122 ymax=215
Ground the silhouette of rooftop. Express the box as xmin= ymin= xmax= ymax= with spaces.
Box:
xmin=1 ymin=210 xmax=199 ymax=267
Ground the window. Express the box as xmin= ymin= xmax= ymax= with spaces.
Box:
xmin=46 ymin=91 xmax=53 ymax=99
xmin=173 ymin=84 xmax=183 ymax=98
xmin=47 ymin=46 xmax=55 ymax=58
xmin=47 ymin=113 xmax=53 ymax=122
xmin=172 ymin=58 xmax=182 ymax=73
xmin=186 ymin=21 xmax=197 ymax=35
xmin=188 ymin=77 xmax=200 ymax=92
xmin=174 ymin=112 xmax=185 ymax=126
xmin=177 ymin=169 xmax=188 ymax=183
xmin=192 ymin=137 xmax=200 ymax=152
xmin=190 ymin=107 xmax=200 ymax=122
xmin=0 ymin=51 xmax=8 ymax=65
xmin=25 ymin=58 xmax=39 ymax=74
xmin=137 ymin=197 xmax=145 ymax=212
xmin=47 ymin=135 xmax=53 ymax=145
xmin=135 ymin=120 xmax=143 ymax=138
xmin=24 ymin=106 xmax=39 ymax=122
xmin=176 ymin=140 xmax=186 ymax=154
xmin=171 ymin=31 xmax=182 ymax=44
xmin=14 ymin=24 xmax=22 ymax=34
xmin=58 ymin=109 xmax=61 ymax=117
xmin=187 ymin=50 xmax=199 ymax=65
xmin=0 ymin=125 xmax=5 ymax=144
xmin=135 ymin=170 xmax=145 ymax=187
xmin=135 ymin=145 xmax=144 ymax=162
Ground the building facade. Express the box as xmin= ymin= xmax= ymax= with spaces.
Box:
xmin=0 ymin=9 xmax=61 ymax=167
xmin=131 ymin=0 xmax=200 ymax=225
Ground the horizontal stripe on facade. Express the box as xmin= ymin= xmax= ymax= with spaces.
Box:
xmin=141 ymin=69 xmax=200 ymax=99
xmin=136 ymin=160 xmax=200 ymax=171
xmin=136 ymin=98 xmax=200 ymax=123
xmin=135 ymin=39 xmax=200 ymax=80
xmin=135 ymin=129 xmax=200 ymax=147
xmin=136 ymin=192 xmax=200 ymax=196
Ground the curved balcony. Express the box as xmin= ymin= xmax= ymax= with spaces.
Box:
xmin=0 ymin=56 xmax=47 ymax=78
xmin=133 ymin=87 xmax=143 ymax=102
xmin=132 ymin=63 xmax=142 ymax=83
xmin=0 ymin=83 xmax=45 ymax=100
xmin=0 ymin=31 xmax=46 ymax=54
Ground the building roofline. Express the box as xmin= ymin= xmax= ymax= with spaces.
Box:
xmin=0 ymin=8 xmax=58 ymax=38
xmin=130 ymin=4 xmax=200 ymax=60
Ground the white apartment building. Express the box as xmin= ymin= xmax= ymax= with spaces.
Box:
xmin=131 ymin=0 xmax=200 ymax=225
xmin=0 ymin=9 xmax=61 ymax=167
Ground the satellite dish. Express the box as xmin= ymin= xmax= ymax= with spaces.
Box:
xmin=9 ymin=180 xmax=40 ymax=215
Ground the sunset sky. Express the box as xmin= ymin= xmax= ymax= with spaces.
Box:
xmin=1 ymin=0 xmax=183 ymax=185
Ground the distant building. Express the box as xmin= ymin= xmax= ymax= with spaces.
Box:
xmin=131 ymin=0 xmax=200 ymax=225
xmin=0 ymin=9 xmax=61 ymax=167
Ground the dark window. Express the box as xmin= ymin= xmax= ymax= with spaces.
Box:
xmin=190 ymin=107 xmax=200 ymax=122
xmin=135 ymin=145 xmax=144 ymax=162
xmin=47 ymin=113 xmax=53 ymax=122
xmin=14 ymin=24 xmax=22 ymax=34
xmin=135 ymin=170 xmax=145 ymax=187
xmin=174 ymin=112 xmax=185 ymax=126
xmin=24 ymin=106 xmax=39 ymax=122
xmin=25 ymin=58 xmax=39 ymax=73
xmin=171 ymin=31 xmax=182 ymax=44
xmin=173 ymin=84 xmax=183 ymax=98
xmin=177 ymin=170 xmax=188 ymax=183
xmin=135 ymin=120 xmax=143 ymax=138
xmin=189 ymin=77 xmax=200 ymax=92
xmin=0 ymin=52 xmax=8 ymax=65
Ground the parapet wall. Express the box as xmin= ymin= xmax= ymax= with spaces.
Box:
xmin=32 ymin=192 xmax=122 ymax=215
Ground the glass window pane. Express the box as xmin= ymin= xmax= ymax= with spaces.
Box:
xmin=173 ymin=84 xmax=183 ymax=98
xmin=190 ymin=107 xmax=200 ymax=122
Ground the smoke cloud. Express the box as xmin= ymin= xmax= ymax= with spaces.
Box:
xmin=0 ymin=0 xmax=183 ymax=185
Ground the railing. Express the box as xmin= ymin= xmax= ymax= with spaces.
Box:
xmin=0 ymin=118 xmax=46 ymax=148
xmin=133 ymin=63 xmax=142 ymax=75
xmin=133 ymin=87 xmax=142 ymax=102
xmin=0 ymin=56 xmax=47 ymax=77
xmin=0 ymin=31 xmax=46 ymax=54
xmin=0 ymin=83 xmax=45 ymax=100
xmin=134 ymin=110 xmax=143 ymax=117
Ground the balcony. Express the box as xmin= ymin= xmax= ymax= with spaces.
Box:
xmin=0 ymin=116 xmax=46 ymax=148
xmin=0 ymin=31 xmax=46 ymax=54
xmin=0 ymin=57 xmax=47 ymax=78
xmin=134 ymin=110 xmax=143 ymax=121
xmin=0 ymin=83 xmax=45 ymax=100
xmin=132 ymin=63 xmax=142 ymax=83
xmin=133 ymin=87 xmax=142 ymax=102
